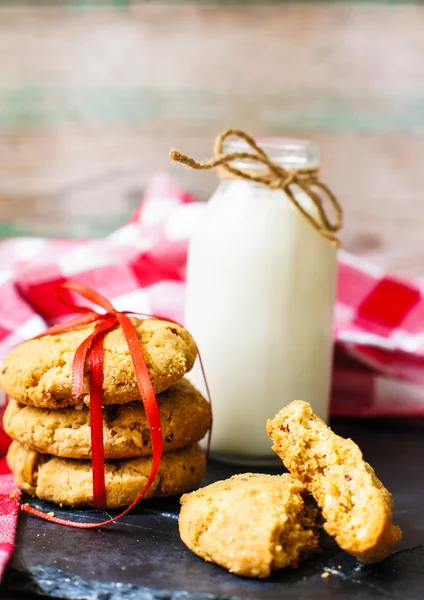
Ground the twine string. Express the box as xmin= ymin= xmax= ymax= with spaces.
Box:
xmin=170 ymin=128 xmax=342 ymax=246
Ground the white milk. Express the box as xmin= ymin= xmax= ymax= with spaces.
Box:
xmin=186 ymin=147 xmax=338 ymax=465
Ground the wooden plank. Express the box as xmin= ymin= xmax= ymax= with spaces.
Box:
xmin=0 ymin=4 xmax=423 ymax=275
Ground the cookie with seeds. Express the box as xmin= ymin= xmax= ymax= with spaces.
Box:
xmin=7 ymin=440 xmax=206 ymax=509
xmin=0 ymin=318 xmax=197 ymax=408
xmin=179 ymin=473 xmax=320 ymax=578
xmin=266 ymin=400 xmax=402 ymax=564
xmin=3 ymin=379 xmax=211 ymax=459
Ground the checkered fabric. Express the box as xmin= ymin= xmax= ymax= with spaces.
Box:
xmin=2 ymin=172 xmax=424 ymax=421
xmin=0 ymin=172 xmax=423 ymax=579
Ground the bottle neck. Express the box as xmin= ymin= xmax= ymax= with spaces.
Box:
xmin=222 ymin=137 xmax=319 ymax=172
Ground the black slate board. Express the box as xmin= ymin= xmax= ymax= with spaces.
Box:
xmin=2 ymin=419 xmax=424 ymax=600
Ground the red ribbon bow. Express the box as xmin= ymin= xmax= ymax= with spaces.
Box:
xmin=21 ymin=282 xmax=206 ymax=528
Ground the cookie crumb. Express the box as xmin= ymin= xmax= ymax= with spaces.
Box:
xmin=9 ymin=492 xmax=16 ymax=499
xmin=321 ymin=572 xmax=329 ymax=579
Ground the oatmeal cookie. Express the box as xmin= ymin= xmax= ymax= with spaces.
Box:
xmin=0 ymin=318 xmax=197 ymax=408
xmin=3 ymin=379 xmax=211 ymax=460
xmin=179 ymin=473 xmax=320 ymax=578
xmin=7 ymin=440 xmax=206 ymax=509
xmin=266 ymin=401 xmax=402 ymax=564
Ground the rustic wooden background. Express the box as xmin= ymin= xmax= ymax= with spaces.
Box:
xmin=0 ymin=2 xmax=424 ymax=275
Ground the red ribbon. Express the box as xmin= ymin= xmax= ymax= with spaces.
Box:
xmin=20 ymin=282 xmax=210 ymax=528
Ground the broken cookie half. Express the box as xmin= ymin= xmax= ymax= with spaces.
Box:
xmin=267 ymin=400 xmax=402 ymax=564
xmin=179 ymin=472 xmax=320 ymax=578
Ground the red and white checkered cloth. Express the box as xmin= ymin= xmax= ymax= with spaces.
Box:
xmin=1 ymin=171 xmax=424 ymax=580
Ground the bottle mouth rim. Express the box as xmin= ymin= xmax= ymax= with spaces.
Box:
xmin=223 ymin=136 xmax=319 ymax=169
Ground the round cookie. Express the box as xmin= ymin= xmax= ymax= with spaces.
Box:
xmin=7 ymin=440 xmax=206 ymax=509
xmin=4 ymin=379 xmax=211 ymax=459
xmin=0 ymin=318 xmax=197 ymax=408
xmin=179 ymin=473 xmax=320 ymax=578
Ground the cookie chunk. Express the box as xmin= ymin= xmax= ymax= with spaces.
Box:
xmin=267 ymin=401 xmax=402 ymax=564
xmin=0 ymin=318 xmax=197 ymax=408
xmin=7 ymin=440 xmax=206 ymax=509
xmin=179 ymin=473 xmax=320 ymax=578
xmin=4 ymin=379 xmax=211 ymax=459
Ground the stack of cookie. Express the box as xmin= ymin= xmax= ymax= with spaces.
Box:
xmin=1 ymin=318 xmax=211 ymax=509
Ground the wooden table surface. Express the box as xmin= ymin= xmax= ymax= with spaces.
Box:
xmin=0 ymin=3 xmax=424 ymax=276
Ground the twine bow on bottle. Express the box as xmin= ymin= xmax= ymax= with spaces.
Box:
xmin=20 ymin=282 xmax=211 ymax=529
xmin=170 ymin=128 xmax=343 ymax=246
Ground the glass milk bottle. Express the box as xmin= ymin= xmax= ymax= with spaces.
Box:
xmin=182 ymin=134 xmax=341 ymax=465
